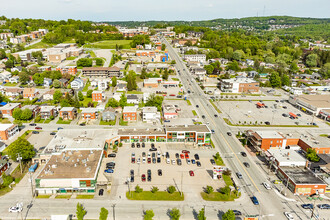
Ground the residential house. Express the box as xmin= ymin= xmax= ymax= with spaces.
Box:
xmin=58 ymin=79 xmax=68 ymax=87
xmin=123 ymin=106 xmax=138 ymax=122
xmin=0 ymin=141 xmax=6 ymax=152
xmin=4 ymin=88 xmax=23 ymax=98
xmin=10 ymin=66 xmax=23 ymax=72
xmin=59 ymin=107 xmax=77 ymax=120
xmin=8 ymin=76 xmax=19 ymax=83
xmin=163 ymin=105 xmax=178 ymax=119
xmin=92 ymin=91 xmax=105 ymax=102
xmin=43 ymin=78 xmax=52 ymax=87
xmin=80 ymin=108 xmax=98 ymax=120
xmin=142 ymin=107 xmax=160 ymax=123
xmin=98 ymin=79 xmax=110 ymax=91
xmin=0 ymin=103 xmax=21 ymax=117
xmin=43 ymin=89 xmax=55 ymax=101
xmin=0 ymin=158 xmax=10 ymax=176
xmin=70 ymin=78 xmax=84 ymax=90
xmin=116 ymin=81 xmax=127 ymax=92
xmin=112 ymin=93 xmax=122 ymax=102
xmin=0 ymin=124 xmax=19 ymax=141
xmin=127 ymin=94 xmax=139 ymax=104
xmin=23 ymin=88 xmax=39 ymax=100
xmin=102 ymin=108 xmax=116 ymax=121
xmin=39 ymin=106 xmax=57 ymax=119
xmin=22 ymin=105 xmax=40 ymax=117
xmin=143 ymin=93 xmax=150 ymax=103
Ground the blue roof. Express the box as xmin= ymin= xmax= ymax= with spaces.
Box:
xmin=0 ymin=102 xmax=7 ymax=106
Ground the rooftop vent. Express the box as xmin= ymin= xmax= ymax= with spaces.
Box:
xmin=74 ymin=163 xmax=77 ymax=167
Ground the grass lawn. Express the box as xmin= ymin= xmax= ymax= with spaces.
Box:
xmin=192 ymin=110 xmax=197 ymax=116
xmin=201 ymin=191 xmax=238 ymax=201
xmin=127 ymin=90 xmax=143 ymax=94
xmin=36 ymin=195 xmax=51 ymax=199
xmin=213 ymin=156 xmax=225 ymax=166
xmin=172 ymin=78 xmax=180 ymax=81
xmin=0 ymin=118 xmax=11 ymax=123
xmin=126 ymin=191 xmax=184 ymax=201
xmin=55 ymin=195 xmax=72 ymax=199
xmin=89 ymin=51 xmax=96 ymax=58
xmin=84 ymin=40 xmax=132 ymax=49
xmin=119 ymin=118 xmax=128 ymax=126
xmin=25 ymin=41 xmax=56 ymax=50
xmin=76 ymin=194 xmax=94 ymax=199
xmin=194 ymin=121 xmax=202 ymax=125
xmin=57 ymin=119 xmax=72 ymax=124
xmin=80 ymin=97 xmax=97 ymax=107
xmin=44 ymin=119 xmax=52 ymax=124
xmin=82 ymin=81 xmax=91 ymax=92
xmin=209 ymin=100 xmax=222 ymax=113
xmin=4 ymin=82 xmax=18 ymax=87
xmin=327 ymin=122 xmax=330 ymax=126
xmin=100 ymin=120 xmax=116 ymax=126
xmin=186 ymin=100 xmax=192 ymax=105
xmin=223 ymin=175 xmax=233 ymax=187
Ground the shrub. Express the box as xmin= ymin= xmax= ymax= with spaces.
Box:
xmin=168 ymin=185 xmax=176 ymax=194
xmin=135 ymin=185 xmax=143 ymax=193
xmin=206 ymin=185 xmax=214 ymax=194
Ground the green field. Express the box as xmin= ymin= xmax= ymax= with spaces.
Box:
xmin=201 ymin=191 xmax=239 ymax=201
xmin=84 ymin=40 xmax=132 ymax=49
xmin=25 ymin=41 xmax=56 ymax=50
xmin=126 ymin=191 xmax=184 ymax=201
xmin=76 ymin=194 xmax=94 ymax=199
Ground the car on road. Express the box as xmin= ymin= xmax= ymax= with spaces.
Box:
xmin=265 ymin=121 xmax=270 ymax=125
xmin=141 ymin=174 xmax=146 ymax=182
xmin=32 ymin=131 xmax=39 ymax=134
xmin=243 ymin=162 xmax=250 ymax=168
xmin=236 ymin=172 xmax=243 ymax=179
xmin=232 ymin=210 xmax=242 ymax=216
xmin=164 ymin=120 xmax=170 ymax=122
xmin=227 ymin=132 xmax=232 ymax=136
xmin=282 ymin=113 xmax=288 ymax=117
xmin=297 ymin=114 xmax=301 ymax=117
xmin=196 ymin=105 xmax=199 ymax=108
xmin=104 ymin=169 xmax=114 ymax=173
xmin=214 ymin=114 xmax=218 ymax=117
xmin=194 ymin=154 xmax=199 ymax=160
xmin=151 ymin=143 xmax=155 ymax=148
xmin=57 ymin=127 xmax=63 ymax=130
xmin=210 ymin=159 xmax=215 ymax=165
xmin=317 ymin=204 xmax=330 ymax=209
xmin=241 ymin=152 xmax=247 ymax=157
xmin=283 ymin=106 xmax=287 ymax=109
xmin=189 ymin=170 xmax=194 ymax=176
xmin=158 ymin=169 xmax=162 ymax=176
xmin=9 ymin=205 xmax=22 ymax=213
xmin=130 ymin=169 xmax=134 ymax=176
xmin=29 ymin=123 xmax=37 ymax=126
xmin=49 ymin=132 xmax=56 ymax=135
xmin=262 ymin=182 xmax=271 ymax=190
xmin=284 ymin=212 xmax=294 ymax=220
xmin=142 ymin=142 xmax=145 ymax=148
xmin=196 ymin=161 xmax=201 ymax=167
xmin=35 ymin=126 xmax=42 ymax=130
xmin=301 ymin=204 xmax=313 ymax=209
xmin=251 ymin=196 xmax=259 ymax=205
xmin=166 ymin=152 xmax=170 ymax=158
xmin=98 ymin=189 xmax=104 ymax=196
xmin=79 ymin=123 xmax=86 ymax=126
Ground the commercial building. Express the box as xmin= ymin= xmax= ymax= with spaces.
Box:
xmin=265 ymin=149 xmax=307 ymax=168
xmin=183 ymin=54 xmax=206 ymax=62
xmin=142 ymin=107 xmax=160 ymax=123
xmin=82 ymin=67 xmax=121 ymax=78
xmin=288 ymin=94 xmax=330 ymax=116
xmin=163 ymin=105 xmax=178 ymax=119
xmin=143 ymin=78 xmax=162 ymax=88
xmin=218 ymin=78 xmax=260 ymax=93
xmin=0 ymin=103 xmax=21 ymax=117
xmin=0 ymin=124 xmax=19 ymax=141
xmin=122 ymin=106 xmax=138 ymax=122
xmin=35 ymin=150 xmax=103 ymax=194
xmin=47 ymin=44 xmax=83 ymax=64
xmin=135 ymin=50 xmax=155 ymax=57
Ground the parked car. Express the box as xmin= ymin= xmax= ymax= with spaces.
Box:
xmin=79 ymin=123 xmax=86 ymax=126
xmin=214 ymin=114 xmax=218 ymax=117
xmin=211 ymin=129 xmax=215 ymax=134
xmin=35 ymin=126 xmax=42 ymax=130
xmin=147 ymin=158 xmax=151 ymax=163
xmin=232 ymin=210 xmax=242 ymax=216
xmin=202 ymin=115 xmax=205 ymax=119
xmin=194 ymin=154 xmax=200 ymax=160
xmin=149 ymin=148 xmax=157 ymax=152
xmin=180 ymin=154 xmax=184 ymax=159
xmin=136 ymin=143 xmax=140 ymax=148
xmin=141 ymin=174 xmax=146 ymax=182
xmin=177 ymin=159 xmax=182 ymax=165
xmin=142 ymin=142 xmax=145 ymax=148
xmin=108 ymin=153 xmax=116 ymax=158
xmin=196 ymin=161 xmax=201 ymax=167
xmin=210 ymin=159 xmax=215 ymax=165
xmin=251 ymin=196 xmax=259 ymax=205
xmin=196 ymin=105 xmax=199 ymax=108
xmin=241 ymin=152 xmax=247 ymax=157
xmin=265 ymin=121 xmax=270 ymax=125
xmin=151 ymin=143 xmax=155 ymax=148
xmin=57 ymin=127 xmax=63 ymax=130
xmin=191 ymin=159 xmax=196 ymax=164
xmin=8 ymin=205 xmax=22 ymax=213
xmin=166 ymin=152 xmax=170 ymax=158
xmin=262 ymin=182 xmax=271 ymax=190
xmin=301 ymin=204 xmax=313 ymax=209
xmin=243 ymin=162 xmax=250 ymax=168
xmin=158 ymin=169 xmax=162 ymax=176
xmin=104 ymin=169 xmax=114 ymax=173
xmin=157 ymin=157 xmax=161 ymax=163
xmin=189 ymin=170 xmax=194 ymax=176
xmin=98 ymin=189 xmax=104 ymax=196
xmin=227 ymin=132 xmax=232 ymax=136
xmin=131 ymin=158 xmax=135 ymax=163
xmin=172 ymin=159 xmax=176 ymax=165
xmin=317 ymin=204 xmax=330 ymax=209
xmin=186 ymin=159 xmax=191 ymax=165
xmin=185 ymin=153 xmax=189 ymax=159
xmin=131 ymin=143 xmax=135 ymax=148
xmin=32 ymin=131 xmax=39 ymax=134
xmin=284 ymin=212 xmax=294 ymax=220
xmin=166 ymin=158 xmax=170 ymax=164
xmin=175 ymin=153 xmax=179 ymax=159
xmin=182 ymin=150 xmax=190 ymax=154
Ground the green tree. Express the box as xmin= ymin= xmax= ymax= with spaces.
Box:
xmin=140 ymin=68 xmax=147 ymax=79
xmin=126 ymin=71 xmax=137 ymax=91
xmin=6 ymin=137 xmax=35 ymax=162
xmin=171 ymin=60 xmax=176 ymax=64
xmin=5 ymin=59 xmax=14 ymax=68
xmin=12 ymin=108 xmax=22 ymax=120
xmin=162 ymin=71 xmax=169 ymax=80
xmin=112 ymin=76 xmax=117 ymax=87
xmin=168 ymin=185 xmax=176 ymax=194
xmin=161 ymin=44 xmax=166 ymax=51
xmin=119 ymin=93 xmax=127 ymax=108
xmin=87 ymin=90 xmax=93 ymax=98
xmin=220 ymin=186 xmax=231 ymax=195
xmin=53 ymin=79 xmax=61 ymax=88
xmin=78 ymin=91 xmax=84 ymax=101
xmin=206 ymin=185 xmax=214 ymax=194
xmin=99 ymin=207 xmax=108 ymax=220
xmin=77 ymin=58 xmax=92 ymax=67
xmin=204 ymin=65 xmax=214 ymax=74
xmin=19 ymin=72 xmax=30 ymax=84
xmin=269 ymin=72 xmax=281 ymax=88
xmin=1 ymin=173 xmax=14 ymax=187
xmin=232 ymin=50 xmax=245 ymax=61
xmin=20 ymin=109 xmax=33 ymax=121
xmin=306 ymin=148 xmax=320 ymax=162
xmin=144 ymin=209 xmax=154 ymax=220
xmin=76 ymin=203 xmax=87 ymax=220
xmin=106 ymin=98 xmax=119 ymax=108
xmin=32 ymin=73 xmax=44 ymax=85
xmin=222 ymin=210 xmax=235 ymax=220
xmin=130 ymin=35 xmax=150 ymax=47
xmin=145 ymin=94 xmax=164 ymax=111
xmin=281 ymin=74 xmax=291 ymax=86
xmin=197 ymin=208 xmax=206 ymax=220
xmin=306 ymin=54 xmax=318 ymax=67
xmin=95 ymin=58 xmax=103 ymax=66
xmin=151 ymin=186 xmax=159 ymax=193
xmin=169 ymin=208 xmax=181 ymax=220
xmin=0 ymin=49 xmax=6 ymax=59
xmin=226 ymin=61 xmax=240 ymax=71
xmin=135 ymin=185 xmax=143 ymax=193
xmin=53 ymin=90 xmax=63 ymax=103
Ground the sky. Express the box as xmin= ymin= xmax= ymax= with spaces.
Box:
xmin=1 ymin=0 xmax=329 ymax=21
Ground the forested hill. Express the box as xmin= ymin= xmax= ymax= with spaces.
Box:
xmin=104 ymin=16 xmax=330 ymax=29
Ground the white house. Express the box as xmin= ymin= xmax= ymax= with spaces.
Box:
xmin=43 ymin=78 xmax=52 ymax=87
xmin=127 ymin=94 xmax=139 ymax=104
xmin=9 ymin=76 xmax=19 ymax=83
xmin=70 ymin=78 xmax=84 ymax=90
xmin=142 ymin=107 xmax=160 ymax=123
xmin=290 ymin=87 xmax=303 ymax=95
xmin=143 ymin=92 xmax=150 ymax=103
xmin=98 ymin=79 xmax=109 ymax=91
xmin=112 ymin=93 xmax=122 ymax=102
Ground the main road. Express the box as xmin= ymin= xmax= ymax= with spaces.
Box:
xmin=162 ymin=37 xmax=312 ymax=220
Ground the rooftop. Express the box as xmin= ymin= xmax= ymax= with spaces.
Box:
xmin=221 ymin=78 xmax=258 ymax=84
xmin=0 ymin=123 xmax=15 ymax=131
xmin=118 ymin=127 xmax=165 ymax=136
xmin=165 ymin=124 xmax=210 ymax=133
xmin=280 ymin=167 xmax=326 ymax=185
xmin=37 ymin=150 xmax=102 ymax=179
xmin=40 ymin=106 xmax=56 ymax=112
xmin=82 ymin=66 xmax=120 ymax=71
xmin=0 ymin=103 xmax=20 ymax=110
xmin=142 ymin=107 xmax=158 ymax=113
xmin=267 ymin=149 xmax=306 ymax=165
xmin=297 ymin=94 xmax=330 ymax=109
xmin=80 ymin=108 xmax=98 ymax=113
xmin=123 ymin=106 xmax=138 ymax=112
xmin=60 ymin=107 xmax=76 ymax=112
xmin=255 ymin=131 xmax=284 ymax=139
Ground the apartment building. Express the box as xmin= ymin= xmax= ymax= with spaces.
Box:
xmin=0 ymin=124 xmax=19 ymax=141
xmin=56 ymin=66 xmax=78 ymax=75
xmin=218 ymin=78 xmax=260 ymax=93
xmin=123 ymin=106 xmax=138 ymax=122
xmin=136 ymin=50 xmax=156 ymax=57
xmin=142 ymin=107 xmax=160 ymax=123
xmin=80 ymin=108 xmax=98 ymax=120
xmin=59 ymin=107 xmax=77 ymax=120
xmin=0 ymin=103 xmax=21 ymax=117
xmin=183 ymin=54 xmax=206 ymax=62
xmin=92 ymin=91 xmax=105 ymax=102
xmin=82 ymin=67 xmax=121 ymax=78
xmin=23 ymin=88 xmax=39 ymax=100
xmin=39 ymin=106 xmax=57 ymax=119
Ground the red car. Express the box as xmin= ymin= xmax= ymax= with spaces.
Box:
xmin=185 ymin=153 xmax=189 ymax=159
xmin=131 ymin=158 xmax=135 ymax=163
xmin=35 ymin=126 xmax=42 ymax=130
xmin=180 ymin=154 xmax=184 ymax=159
xmin=182 ymin=150 xmax=190 ymax=154
xmin=148 ymin=158 xmax=151 ymax=164
xmin=189 ymin=170 xmax=194 ymax=176
xmin=169 ymin=94 xmax=175 ymax=96
xmin=141 ymin=174 xmax=146 ymax=182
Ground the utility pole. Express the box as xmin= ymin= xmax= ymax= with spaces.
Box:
xmin=180 ymin=172 xmax=183 ymax=196
xmin=29 ymin=172 xmax=34 ymax=197
xmin=112 ymin=204 xmax=116 ymax=220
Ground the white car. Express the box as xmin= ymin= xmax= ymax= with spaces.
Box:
xmin=262 ymin=182 xmax=271 ymax=190
xmin=166 ymin=158 xmax=170 ymax=164
xmin=172 ymin=159 xmax=176 ymax=165
xmin=284 ymin=212 xmax=294 ymax=220
xmin=142 ymin=158 xmax=146 ymax=164
xmin=186 ymin=159 xmax=191 ymax=165
xmin=157 ymin=152 xmax=161 ymax=157
xmin=9 ymin=206 xmax=22 ymax=213
xmin=137 ymin=158 xmax=141 ymax=164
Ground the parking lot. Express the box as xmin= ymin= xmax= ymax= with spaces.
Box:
xmin=102 ymin=143 xmax=225 ymax=199
xmin=163 ymin=99 xmax=197 ymax=125
xmin=27 ymin=131 xmax=55 ymax=152
xmin=217 ymin=100 xmax=317 ymax=126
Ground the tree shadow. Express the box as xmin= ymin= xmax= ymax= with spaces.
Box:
xmin=192 ymin=208 xmax=199 ymax=220
xmin=206 ymin=169 xmax=213 ymax=178
xmin=217 ymin=210 xmax=224 ymax=219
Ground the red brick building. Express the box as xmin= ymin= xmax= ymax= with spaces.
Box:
xmin=123 ymin=106 xmax=138 ymax=122
xmin=59 ymin=107 xmax=77 ymax=120
xmin=92 ymin=91 xmax=105 ymax=102
xmin=0 ymin=124 xmax=19 ymax=141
